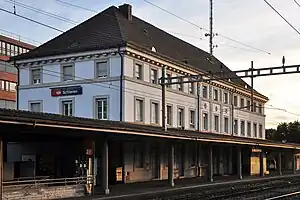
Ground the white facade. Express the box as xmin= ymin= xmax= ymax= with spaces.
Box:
xmin=17 ymin=47 xmax=267 ymax=139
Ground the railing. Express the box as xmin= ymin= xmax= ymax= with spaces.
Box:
xmin=3 ymin=176 xmax=92 ymax=191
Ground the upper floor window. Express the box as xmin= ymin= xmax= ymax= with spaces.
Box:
xmin=62 ymin=65 xmax=74 ymax=81
xmin=178 ymin=107 xmax=184 ymax=128
xmin=213 ymin=89 xmax=218 ymax=101
xmin=258 ymin=104 xmax=262 ymax=114
xmin=253 ymin=123 xmax=257 ymax=137
xmin=95 ymin=98 xmax=108 ymax=120
xmin=189 ymin=110 xmax=195 ymax=129
xmin=189 ymin=83 xmax=195 ymax=95
xmin=134 ymin=63 xmax=143 ymax=80
xmin=233 ymin=96 xmax=238 ymax=107
xmin=150 ymin=68 xmax=158 ymax=84
xmin=30 ymin=102 xmax=41 ymax=112
xmin=202 ymin=85 xmax=208 ymax=98
xmin=214 ymin=115 xmax=219 ymax=132
xmin=96 ymin=61 xmax=108 ymax=78
xmin=224 ymin=117 xmax=229 ymax=133
xmin=259 ymin=124 xmax=263 ymax=138
xmin=166 ymin=105 xmax=172 ymax=126
xmin=177 ymin=77 xmax=184 ymax=92
xmin=224 ymin=92 xmax=228 ymax=104
xmin=31 ymin=68 xmax=41 ymax=84
xmin=247 ymin=122 xmax=251 ymax=137
xmin=203 ymin=113 xmax=208 ymax=130
xmin=253 ymin=102 xmax=257 ymax=112
xmin=62 ymin=100 xmax=73 ymax=116
xmin=166 ymin=73 xmax=171 ymax=88
xmin=241 ymin=120 xmax=245 ymax=136
xmin=240 ymin=98 xmax=245 ymax=108
xmin=234 ymin=119 xmax=238 ymax=135
xmin=151 ymin=101 xmax=159 ymax=124
xmin=135 ymin=98 xmax=144 ymax=122
xmin=247 ymin=100 xmax=251 ymax=111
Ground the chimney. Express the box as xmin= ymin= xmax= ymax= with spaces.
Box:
xmin=119 ymin=4 xmax=132 ymax=21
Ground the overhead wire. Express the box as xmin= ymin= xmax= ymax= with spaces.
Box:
xmin=294 ymin=0 xmax=300 ymax=8
xmin=263 ymin=0 xmax=300 ymax=36
xmin=0 ymin=28 xmax=42 ymax=45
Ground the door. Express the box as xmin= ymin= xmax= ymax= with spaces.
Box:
xmin=151 ymin=146 xmax=160 ymax=179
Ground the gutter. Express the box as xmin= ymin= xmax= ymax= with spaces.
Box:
xmin=14 ymin=60 xmax=19 ymax=110
xmin=118 ymin=46 xmax=124 ymax=121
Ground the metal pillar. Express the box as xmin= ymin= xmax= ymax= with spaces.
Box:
xmin=168 ymin=143 xmax=174 ymax=187
xmin=260 ymin=151 xmax=264 ymax=177
xmin=237 ymin=147 xmax=242 ymax=180
xmin=102 ymin=139 xmax=109 ymax=195
xmin=162 ymin=66 xmax=167 ymax=131
xmin=228 ymin=147 xmax=233 ymax=174
xmin=277 ymin=152 xmax=282 ymax=175
xmin=292 ymin=153 xmax=296 ymax=174
xmin=208 ymin=145 xmax=213 ymax=182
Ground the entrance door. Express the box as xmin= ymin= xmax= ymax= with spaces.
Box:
xmin=176 ymin=144 xmax=185 ymax=177
xmin=151 ymin=146 xmax=160 ymax=179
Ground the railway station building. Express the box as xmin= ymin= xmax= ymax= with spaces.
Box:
xmin=6 ymin=3 xmax=300 ymax=197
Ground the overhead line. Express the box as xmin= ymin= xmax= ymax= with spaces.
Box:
xmin=294 ymin=0 xmax=300 ymax=8
xmin=0 ymin=7 xmax=64 ymax=32
xmin=55 ymin=0 xmax=97 ymax=13
xmin=0 ymin=28 xmax=42 ymax=45
xmin=263 ymin=0 xmax=300 ymax=36
xmin=143 ymin=0 xmax=271 ymax=55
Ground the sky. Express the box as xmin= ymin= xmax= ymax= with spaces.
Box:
xmin=0 ymin=0 xmax=299 ymax=128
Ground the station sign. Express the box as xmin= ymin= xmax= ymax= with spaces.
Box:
xmin=51 ymin=86 xmax=83 ymax=97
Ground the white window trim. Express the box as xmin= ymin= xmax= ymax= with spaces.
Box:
xmin=224 ymin=116 xmax=229 ymax=134
xmin=177 ymin=106 xmax=185 ymax=128
xmin=224 ymin=92 xmax=229 ymax=104
xmin=234 ymin=118 xmax=239 ymax=135
xmin=240 ymin=120 xmax=245 ymax=136
xmin=214 ymin=114 xmax=220 ymax=132
xmin=213 ymin=88 xmax=218 ymax=101
xmin=133 ymin=61 xmax=144 ymax=80
xmin=166 ymin=104 xmax=173 ymax=126
xmin=94 ymin=59 xmax=110 ymax=79
xmin=134 ymin=96 xmax=145 ymax=123
xmin=150 ymin=100 xmax=160 ymax=124
xmin=247 ymin=121 xmax=252 ymax=137
xmin=202 ymin=112 xmax=209 ymax=131
xmin=61 ymin=63 xmax=75 ymax=82
xmin=233 ymin=95 xmax=238 ymax=107
xmin=93 ymin=95 xmax=110 ymax=120
xmin=59 ymin=97 xmax=75 ymax=116
xmin=28 ymin=100 xmax=43 ymax=112
xmin=189 ymin=109 xmax=196 ymax=129
xmin=202 ymin=85 xmax=208 ymax=98
xmin=30 ymin=67 xmax=42 ymax=85
xmin=149 ymin=67 xmax=159 ymax=85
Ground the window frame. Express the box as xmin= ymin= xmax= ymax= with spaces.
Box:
xmin=134 ymin=97 xmax=145 ymax=123
xmin=247 ymin=100 xmax=251 ymax=111
xmin=93 ymin=95 xmax=109 ymax=120
xmin=240 ymin=98 xmax=245 ymax=108
xmin=133 ymin=61 xmax=143 ymax=80
xmin=166 ymin=73 xmax=172 ymax=88
xmin=224 ymin=92 xmax=228 ymax=104
xmin=240 ymin=120 xmax=245 ymax=136
xmin=28 ymin=100 xmax=43 ymax=112
xmin=259 ymin=124 xmax=263 ymax=138
xmin=189 ymin=109 xmax=196 ymax=129
xmin=61 ymin=63 xmax=75 ymax=82
xmin=203 ymin=112 xmax=209 ymax=131
xmin=149 ymin=67 xmax=158 ymax=84
xmin=59 ymin=98 xmax=75 ymax=116
xmin=214 ymin=114 xmax=219 ymax=132
xmin=224 ymin=116 xmax=229 ymax=133
xmin=234 ymin=119 xmax=238 ymax=135
xmin=30 ymin=67 xmax=42 ymax=85
xmin=202 ymin=85 xmax=208 ymax=98
xmin=253 ymin=123 xmax=257 ymax=137
xmin=247 ymin=121 xmax=251 ymax=137
xmin=177 ymin=77 xmax=184 ymax=92
xmin=188 ymin=82 xmax=195 ymax=95
xmin=213 ymin=88 xmax=218 ymax=101
xmin=166 ymin=104 xmax=173 ymax=126
xmin=177 ymin=106 xmax=185 ymax=128
xmin=233 ymin=95 xmax=238 ymax=107
xmin=150 ymin=100 xmax=159 ymax=124
xmin=94 ymin=60 xmax=109 ymax=79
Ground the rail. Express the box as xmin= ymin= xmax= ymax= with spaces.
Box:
xmin=265 ymin=191 xmax=300 ymax=200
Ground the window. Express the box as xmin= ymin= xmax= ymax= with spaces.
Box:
xmin=234 ymin=119 xmax=238 ymax=135
xmin=166 ymin=73 xmax=171 ymax=88
xmin=150 ymin=69 xmax=158 ymax=84
xmin=151 ymin=102 xmax=159 ymax=124
xmin=62 ymin=65 xmax=74 ymax=81
xmin=247 ymin=122 xmax=251 ymax=137
xmin=188 ymin=83 xmax=195 ymax=95
xmin=96 ymin=61 xmax=108 ymax=78
xmin=259 ymin=124 xmax=263 ymax=138
xmin=253 ymin=123 xmax=257 ymax=137
xmin=224 ymin=92 xmax=228 ymax=104
xmin=253 ymin=102 xmax=257 ymax=112
xmin=240 ymin=98 xmax=245 ymax=108
xmin=178 ymin=108 xmax=184 ymax=127
xmin=214 ymin=115 xmax=219 ymax=132
xmin=134 ymin=143 xmax=144 ymax=168
xmin=30 ymin=102 xmax=41 ymax=112
xmin=0 ymin=80 xmax=5 ymax=90
xmin=241 ymin=121 xmax=245 ymax=136
xmin=135 ymin=98 xmax=144 ymax=122
xmin=96 ymin=98 xmax=108 ymax=120
xmin=247 ymin=100 xmax=251 ymax=111
xmin=213 ymin=89 xmax=218 ymax=101
xmin=62 ymin=100 xmax=73 ymax=116
xmin=166 ymin=105 xmax=172 ymax=126
xmin=203 ymin=113 xmax=208 ymax=130
xmin=233 ymin=96 xmax=238 ymax=106
xmin=189 ymin=110 xmax=195 ymax=129
xmin=224 ymin=117 xmax=229 ymax=133
xmin=177 ymin=77 xmax=184 ymax=92
xmin=9 ymin=82 xmax=16 ymax=91
xmin=202 ymin=85 xmax=208 ymax=98
xmin=258 ymin=104 xmax=262 ymax=114
xmin=5 ymin=82 xmax=9 ymax=91
xmin=134 ymin=63 xmax=142 ymax=80
xmin=31 ymin=69 xmax=41 ymax=84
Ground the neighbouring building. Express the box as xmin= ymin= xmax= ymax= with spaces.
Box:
xmin=11 ymin=4 xmax=271 ymax=184
xmin=0 ymin=35 xmax=35 ymax=109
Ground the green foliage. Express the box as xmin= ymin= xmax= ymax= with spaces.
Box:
xmin=266 ymin=121 xmax=300 ymax=143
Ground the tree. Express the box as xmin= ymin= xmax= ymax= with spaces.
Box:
xmin=266 ymin=121 xmax=300 ymax=143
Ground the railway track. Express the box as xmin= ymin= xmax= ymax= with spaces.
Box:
xmin=265 ymin=191 xmax=300 ymax=200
